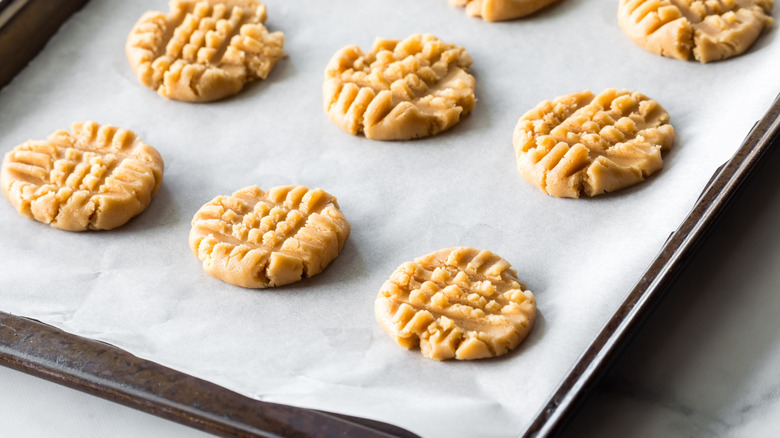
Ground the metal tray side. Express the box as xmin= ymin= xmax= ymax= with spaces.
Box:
xmin=0 ymin=312 xmax=419 ymax=438
xmin=0 ymin=2 xmax=418 ymax=436
xmin=2 ymin=1 xmax=780 ymax=437
xmin=0 ymin=0 xmax=89 ymax=89
xmin=523 ymin=94 xmax=780 ymax=437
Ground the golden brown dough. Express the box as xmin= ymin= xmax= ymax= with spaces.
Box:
xmin=618 ymin=0 xmax=774 ymax=62
xmin=189 ymin=185 xmax=350 ymax=288
xmin=513 ymin=89 xmax=674 ymax=198
xmin=375 ymin=247 xmax=536 ymax=361
xmin=323 ymin=34 xmax=476 ymax=141
xmin=1 ymin=122 xmax=164 ymax=231
xmin=126 ymin=0 xmax=284 ymax=102
xmin=450 ymin=0 xmax=562 ymax=22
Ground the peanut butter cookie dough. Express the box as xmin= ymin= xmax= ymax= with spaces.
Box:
xmin=323 ymin=34 xmax=476 ymax=141
xmin=126 ymin=0 xmax=284 ymax=102
xmin=513 ymin=89 xmax=674 ymax=198
xmin=618 ymin=0 xmax=774 ymax=63
xmin=0 ymin=122 xmax=164 ymax=231
xmin=375 ymin=247 xmax=536 ymax=361
xmin=450 ymin=0 xmax=561 ymax=22
xmin=189 ymin=185 xmax=350 ymax=288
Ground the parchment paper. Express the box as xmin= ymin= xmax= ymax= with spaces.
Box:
xmin=1 ymin=1 xmax=778 ymax=437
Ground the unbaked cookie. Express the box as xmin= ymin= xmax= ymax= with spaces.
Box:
xmin=513 ymin=89 xmax=674 ymax=198
xmin=450 ymin=0 xmax=561 ymax=21
xmin=126 ymin=0 xmax=284 ymax=102
xmin=323 ymin=34 xmax=476 ymax=140
xmin=375 ymin=247 xmax=536 ymax=361
xmin=189 ymin=185 xmax=350 ymax=288
xmin=618 ymin=0 xmax=774 ymax=63
xmin=0 ymin=122 xmax=164 ymax=231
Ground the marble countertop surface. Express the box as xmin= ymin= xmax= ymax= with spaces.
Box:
xmin=558 ymin=139 xmax=780 ymax=437
xmin=4 ymin=141 xmax=780 ymax=438
xmin=2 ymin=0 xmax=779 ymax=435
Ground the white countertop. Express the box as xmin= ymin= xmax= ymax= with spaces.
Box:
xmin=560 ymin=143 xmax=780 ymax=437
xmin=1 ymin=0 xmax=779 ymax=435
xmin=3 ymin=141 xmax=780 ymax=437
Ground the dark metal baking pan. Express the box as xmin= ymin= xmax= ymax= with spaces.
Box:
xmin=522 ymin=95 xmax=780 ymax=437
xmin=0 ymin=1 xmax=419 ymax=436
xmin=0 ymin=0 xmax=89 ymax=88
xmin=2 ymin=1 xmax=779 ymax=437
xmin=0 ymin=311 xmax=419 ymax=438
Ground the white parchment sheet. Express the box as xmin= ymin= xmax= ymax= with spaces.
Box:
xmin=1 ymin=1 xmax=778 ymax=437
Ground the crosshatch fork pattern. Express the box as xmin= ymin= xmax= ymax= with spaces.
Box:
xmin=0 ymin=121 xmax=164 ymax=231
xmin=126 ymin=0 xmax=284 ymax=102
xmin=375 ymin=247 xmax=536 ymax=361
xmin=189 ymin=185 xmax=350 ymax=288
xmin=323 ymin=33 xmax=476 ymax=140
xmin=513 ymin=89 xmax=675 ymax=198
xmin=618 ymin=0 xmax=774 ymax=62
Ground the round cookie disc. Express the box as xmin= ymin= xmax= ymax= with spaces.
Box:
xmin=189 ymin=185 xmax=350 ymax=288
xmin=513 ymin=89 xmax=674 ymax=198
xmin=323 ymin=34 xmax=476 ymax=141
xmin=375 ymin=247 xmax=536 ymax=361
xmin=126 ymin=0 xmax=284 ymax=102
xmin=618 ymin=0 xmax=773 ymax=63
xmin=1 ymin=121 xmax=164 ymax=231
xmin=450 ymin=0 xmax=562 ymax=22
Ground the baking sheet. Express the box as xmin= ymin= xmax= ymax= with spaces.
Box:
xmin=0 ymin=1 xmax=778 ymax=437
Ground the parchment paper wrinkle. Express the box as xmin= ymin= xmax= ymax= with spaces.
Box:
xmin=0 ymin=1 xmax=778 ymax=437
